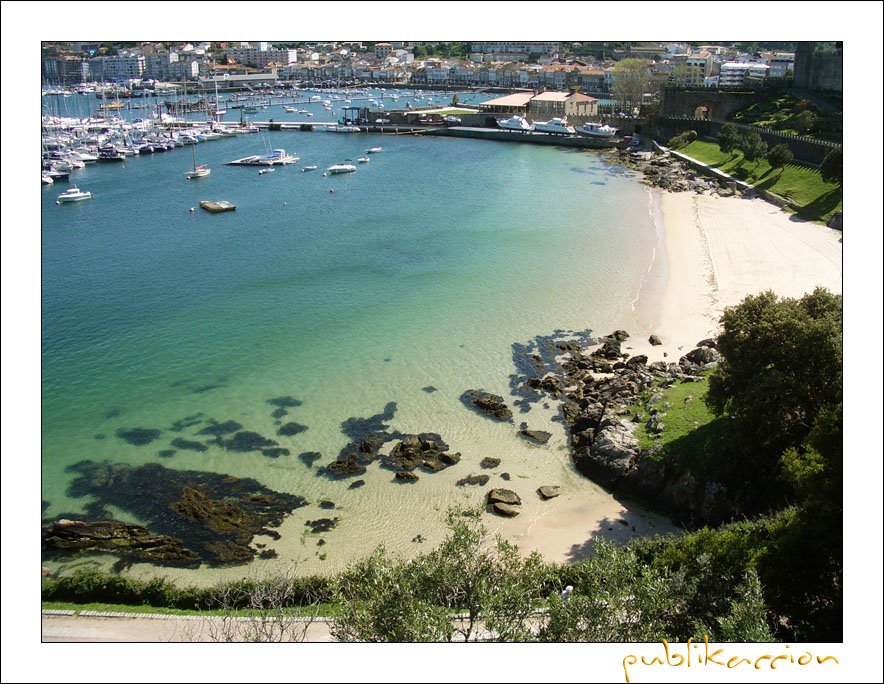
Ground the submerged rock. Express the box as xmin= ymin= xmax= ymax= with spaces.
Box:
xmin=219 ymin=431 xmax=278 ymax=452
xmin=299 ymin=451 xmax=322 ymax=468
xmin=197 ymin=420 xmax=243 ymax=437
xmin=262 ymin=447 xmax=291 ymax=458
xmin=169 ymin=413 xmax=205 ymax=432
xmin=267 ymin=396 xmax=303 ymax=408
xmin=116 ymin=428 xmax=162 ymax=446
xmin=519 ymin=429 xmax=552 ymax=445
xmin=42 ymin=518 xmax=200 ymax=569
xmin=157 ymin=449 xmax=176 ymax=459
xmin=348 ymin=479 xmax=366 ymax=490
xmin=277 ymin=422 xmax=309 ymax=437
xmin=170 ymin=438 xmax=209 ymax=453
xmin=456 ymin=474 xmax=490 ymax=487
xmin=59 ymin=460 xmax=307 ymax=567
xmin=480 ymin=457 xmax=501 ymax=469
xmin=394 ymin=471 xmax=420 ymax=483
xmin=305 ymin=518 xmax=339 ymax=533
xmin=460 ymin=390 xmax=513 ymax=422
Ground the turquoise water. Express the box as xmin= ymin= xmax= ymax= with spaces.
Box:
xmin=41 ymin=104 xmax=659 ymax=579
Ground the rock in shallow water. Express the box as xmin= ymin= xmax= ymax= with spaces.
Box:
xmin=460 ymin=390 xmax=513 ymax=422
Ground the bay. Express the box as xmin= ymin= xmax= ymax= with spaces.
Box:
xmin=41 ymin=90 xmax=661 ymax=581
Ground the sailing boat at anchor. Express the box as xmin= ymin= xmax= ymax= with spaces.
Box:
xmin=185 ymin=142 xmax=211 ymax=179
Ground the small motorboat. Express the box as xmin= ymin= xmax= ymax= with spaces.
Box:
xmin=301 ymin=165 xmax=318 ymax=172
xmin=366 ymin=147 xmax=383 ymax=154
xmin=258 ymin=168 xmax=275 ymax=175
xmin=326 ymin=163 xmax=357 ymax=174
xmin=56 ymin=186 xmax=92 ymax=203
xmin=357 ymin=156 xmax=370 ymax=163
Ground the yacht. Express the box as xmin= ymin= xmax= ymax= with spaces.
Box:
xmin=533 ymin=117 xmax=576 ymax=135
xmin=326 ymin=162 xmax=357 ymax=174
xmin=575 ymin=122 xmax=618 ymax=139
xmin=56 ymin=186 xmax=92 ymax=203
xmin=497 ymin=115 xmax=534 ymax=131
xmin=357 ymin=156 xmax=370 ymax=163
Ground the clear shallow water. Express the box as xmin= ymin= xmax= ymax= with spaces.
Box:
xmin=41 ymin=104 xmax=659 ymax=580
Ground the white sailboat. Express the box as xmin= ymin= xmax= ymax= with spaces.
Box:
xmin=185 ymin=143 xmax=211 ymax=179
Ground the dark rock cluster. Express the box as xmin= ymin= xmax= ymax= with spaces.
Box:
xmin=51 ymin=460 xmax=307 ymax=568
xmin=460 ymin=390 xmax=513 ymax=422
xmin=517 ymin=329 xmax=731 ymax=526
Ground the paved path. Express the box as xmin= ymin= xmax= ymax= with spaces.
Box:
xmin=41 ymin=611 xmax=336 ymax=642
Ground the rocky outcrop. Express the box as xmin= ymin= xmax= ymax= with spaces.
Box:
xmin=649 ymin=335 xmax=663 ymax=346
xmin=383 ymin=433 xmax=461 ymax=474
xmin=574 ymin=426 xmax=639 ymax=488
xmin=460 ymin=390 xmax=513 ymax=422
xmin=512 ymin=328 xmax=743 ymax=526
xmin=480 ymin=457 xmax=501 ymax=469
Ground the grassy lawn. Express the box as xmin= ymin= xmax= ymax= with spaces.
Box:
xmin=678 ymin=139 xmax=842 ymax=222
xmin=632 ymin=378 xmax=717 ymax=451
xmin=626 ymin=374 xmax=744 ymax=484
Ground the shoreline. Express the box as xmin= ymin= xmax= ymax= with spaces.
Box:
xmin=505 ymin=187 xmax=843 ymax=563
xmin=625 ymin=189 xmax=842 ymax=365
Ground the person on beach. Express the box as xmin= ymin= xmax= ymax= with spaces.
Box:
xmin=561 ymin=585 xmax=574 ymax=604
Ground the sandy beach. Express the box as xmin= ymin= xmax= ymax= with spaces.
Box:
xmin=498 ymin=190 xmax=843 ymax=562
xmin=630 ymin=191 xmax=843 ymax=364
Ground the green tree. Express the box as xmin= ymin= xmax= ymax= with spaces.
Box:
xmin=766 ymin=143 xmax=794 ymax=173
xmin=612 ymin=58 xmax=650 ymax=112
xmin=820 ymin=147 xmax=843 ymax=185
xmin=540 ymin=540 xmax=774 ymax=643
xmin=706 ymin=288 xmax=842 ymax=457
xmin=330 ymin=507 xmax=547 ymax=642
xmin=795 ymin=109 xmax=815 ymax=134
xmin=739 ymin=131 xmax=768 ymax=165
xmin=717 ymin=123 xmax=741 ymax=156
xmin=330 ymin=546 xmax=452 ymax=642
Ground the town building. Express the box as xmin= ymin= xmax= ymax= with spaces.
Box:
xmin=719 ymin=61 xmax=770 ymax=87
xmin=227 ymin=43 xmax=297 ymax=69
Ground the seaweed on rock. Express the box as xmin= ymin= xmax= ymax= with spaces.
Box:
xmin=60 ymin=460 xmax=307 ymax=567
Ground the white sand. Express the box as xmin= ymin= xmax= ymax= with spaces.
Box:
xmin=629 ymin=191 xmax=843 ymax=364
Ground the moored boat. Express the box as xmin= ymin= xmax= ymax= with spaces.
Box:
xmin=533 ymin=117 xmax=576 ymax=135
xmin=575 ymin=122 xmax=618 ymax=139
xmin=497 ymin=115 xmax=534 ymax=131
xmin=326 ymin=162 xmax=357 ymax=174
xmin=56 ymin=186 xmax=92 ymax=203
